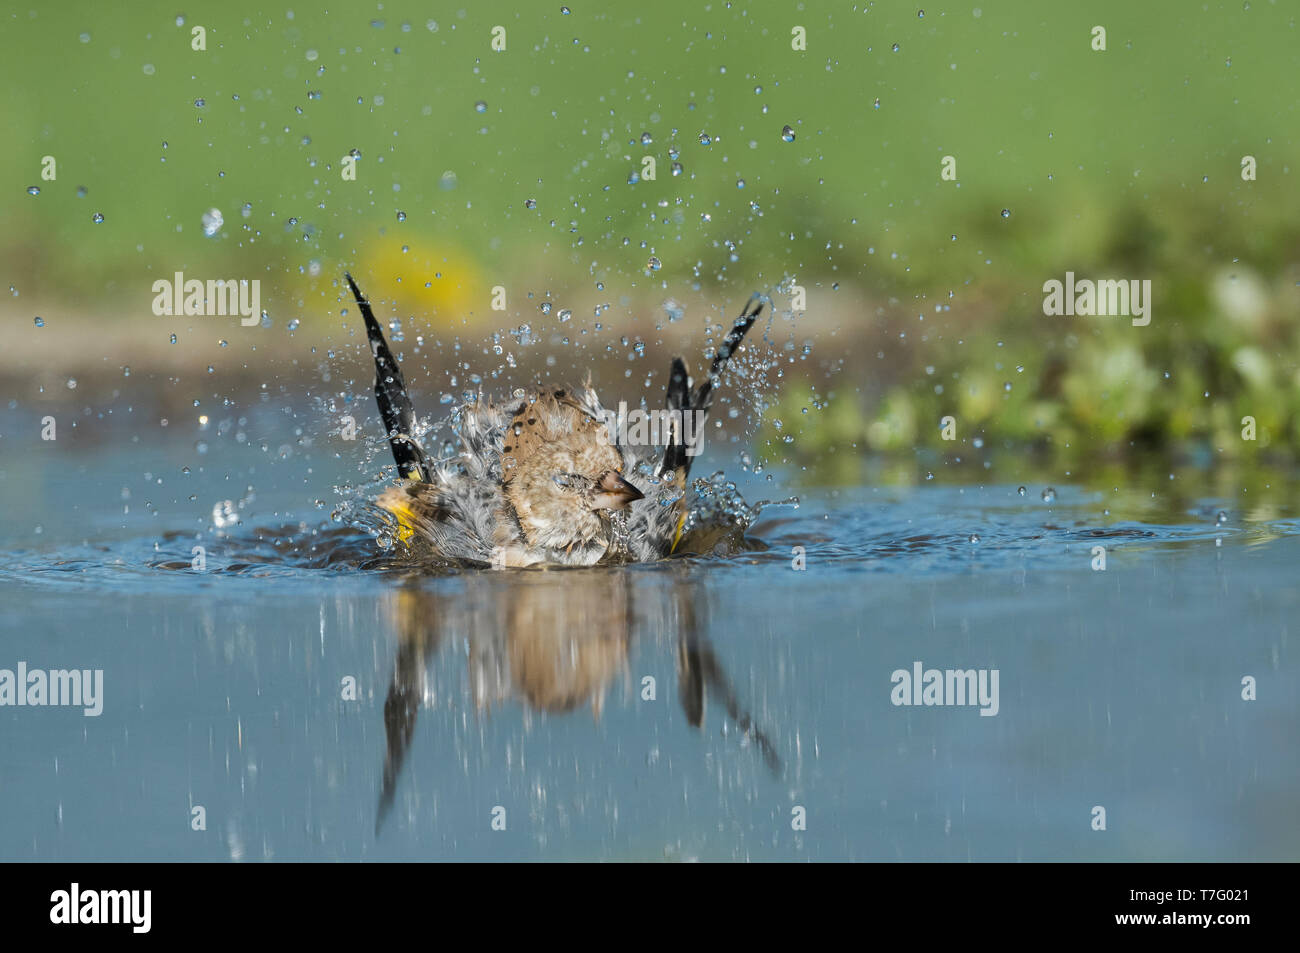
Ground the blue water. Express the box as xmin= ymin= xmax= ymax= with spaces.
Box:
xmin=2 ymin=427 xmax=1297 ymax=860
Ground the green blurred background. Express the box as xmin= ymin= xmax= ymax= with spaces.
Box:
xmin=4 ymin=0 xmax=1299 ymax=485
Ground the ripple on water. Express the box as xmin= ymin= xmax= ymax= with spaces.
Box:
xmin=0 ymin=485 xmax=1290 ymax=593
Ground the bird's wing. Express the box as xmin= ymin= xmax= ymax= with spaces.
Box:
xmin=378 ymin=479 xmax=501 ymax=566
xmin=658 ymin=294 xmax=764 ymax=480
xmin=345 ymin=273 xmax=432 ymax=482
xmin=647 ymin=294 xmax=765 ymax=555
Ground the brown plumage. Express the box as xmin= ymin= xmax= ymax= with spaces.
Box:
xmin=345 ymin=273 xmax=763 ymax=568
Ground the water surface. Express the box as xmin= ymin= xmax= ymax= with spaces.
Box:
xmin=2 ymin=444 xmax=1296 ymax=860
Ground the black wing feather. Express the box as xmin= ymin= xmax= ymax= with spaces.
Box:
xmin=345 ymin=273 xmax=430 ymax=482
xmin=658 ymin=294 xmax=764 ymax=478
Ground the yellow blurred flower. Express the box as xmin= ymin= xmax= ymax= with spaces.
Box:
xmin=288 ymin=237 xmax=486 ymax=326
xmin=357 ymin=238 xmax=485 ymax=324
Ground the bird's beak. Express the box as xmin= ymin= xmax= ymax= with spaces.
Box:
xmin=592 ymin=470 xmax=645 ymax=511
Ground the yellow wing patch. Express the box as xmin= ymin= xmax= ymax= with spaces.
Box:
xmin=670 ymin=510 xmax=686 ymax=554
xmin=379 ymin=492 xmax=418 ymax=544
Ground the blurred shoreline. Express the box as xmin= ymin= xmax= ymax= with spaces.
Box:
xmin=8 ymin=265 xmax=1300 ymax=484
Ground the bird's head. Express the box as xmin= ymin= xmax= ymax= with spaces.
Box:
xmin=504 ymin=438 xmax=645 ymax=552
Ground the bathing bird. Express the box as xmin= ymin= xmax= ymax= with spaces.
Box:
xmin=344 ymin=273 xmax=763 ymax=568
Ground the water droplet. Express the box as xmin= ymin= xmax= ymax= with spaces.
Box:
xmin=647 ymin=256 xmax=662 ymax=271
xmin=1216 ymin=510 xmax=1229 ymax=524
xmin=736 ymin=178 xmax=745 ymax=189
xmin=66 ymin=378 xmax=77 ymax=389
xmin=891 ymin=43 xmax=900 ymax=52
xmin=396 ymin=210 xmax=407 ymax=222
xmin=1017 ymin=486 xmax=1026 ymax=496
xmin=640 ymin=131 xmax=652 ymax=145
xmin=169 ymin=333 xmax=178 ymax=344
xmin=287 ymin=318 xmax=300 ymax=331
xmin=698 ymin=131 xmax=712 ymax=145
xmin=1000 ymin=208 xmax=1011 ymax=218
xmin=969 ymin=534 xmax=980 ymax=544
xmin=474 ymin=100 xmax=487 ymax=113
xmin=33 ymin=316 xmax=44 ymax=328
xmin=26 ymin=186 xmax=40 ymax=196
xmin=201 ymin=208 xmax=223 ymax=237
xmin=1041 ymin=487 xmax=1056 ymax=503
xmin=561 ymin=5 xmax=571 ymax=13
xmin=671 ymin=162 xmax=683 ymax=176
xmin=212 ymin=500 xmax=239 ymax=528
xmin=194 ymin=98 xmax=206 ymax=108
xmin=525 ymin=198 xmax=537 ymax=209
xmin=781 ymin=124 xmax=796 ymax=142
xmin=76 ymin=186 xmax=87 ymax=198
xmin=92 ymin=212 xmax=105 ymax=224
xmin=557 ymin=309 xmax=572 ymax=323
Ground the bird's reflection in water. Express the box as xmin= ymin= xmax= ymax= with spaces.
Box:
xmin=376 ymin=569 xmax=779 ymax=832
